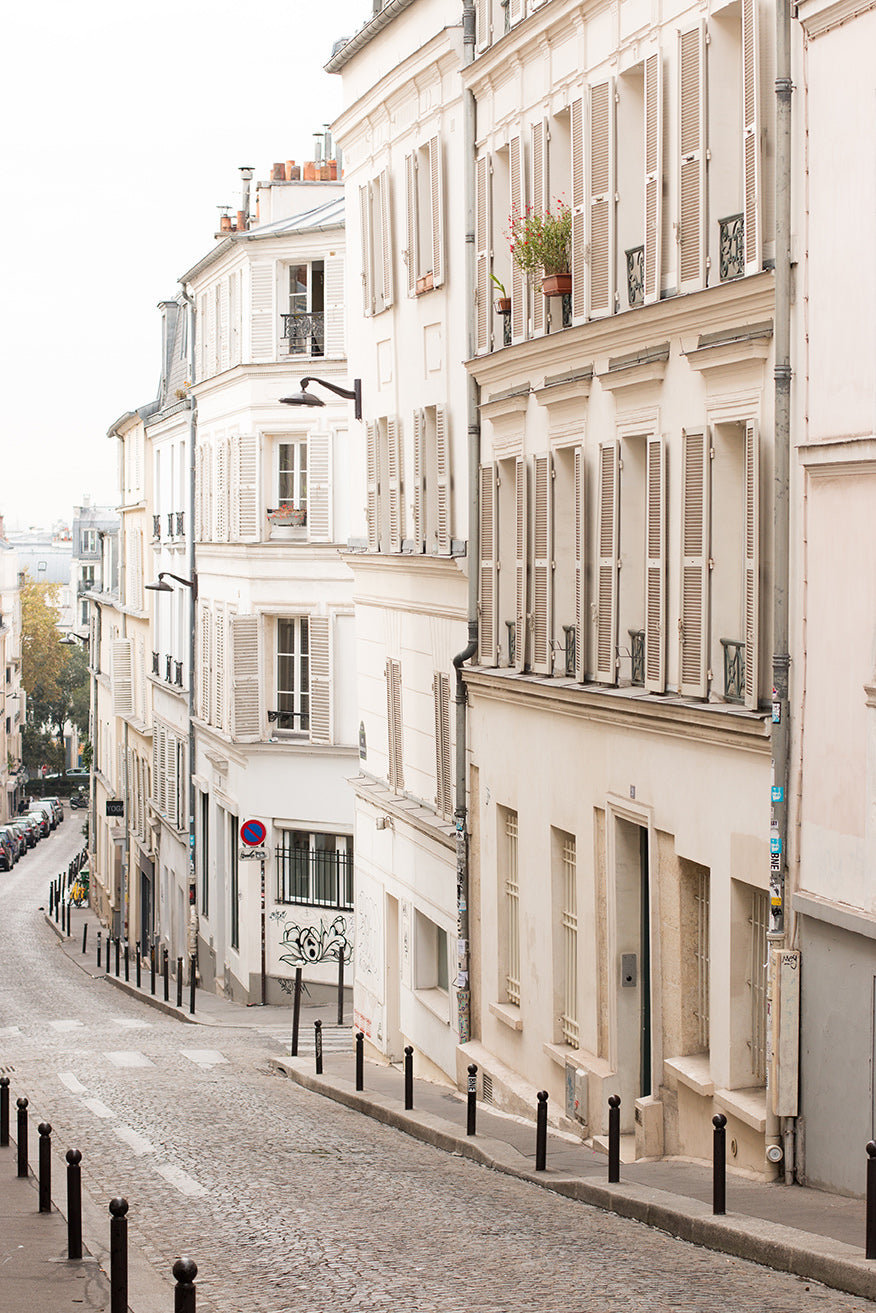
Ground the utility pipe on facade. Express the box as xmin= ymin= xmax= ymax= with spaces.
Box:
xmin=451 ymin=0 xmax=479 ymax=1047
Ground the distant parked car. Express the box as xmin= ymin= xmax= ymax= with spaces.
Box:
xmin=65 ymin=769 xmax=89 ymax=782
xmin=0 ymin=828 xmax=18 ymax=870
xmin=15 ymin=817 xmax=38 ymax=848
xmin=27 ymin=811 xmax=50 ymax=839
xmin=8 ymin=823 xmax=28 ymax=858
xmin=29 ymin=801 xmax=57 ymax=831
xmin=41 ymin=797 xmax=64 ymax=823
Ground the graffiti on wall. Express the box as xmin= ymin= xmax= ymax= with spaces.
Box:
xmin=270 ymin=909 xmax=352 ymax=967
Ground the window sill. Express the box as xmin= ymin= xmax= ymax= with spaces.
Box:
xmin=489 ymin=1000 xmax=522 ymax=1031
xmin=415 ymin=986 xmax=451 ymax=1024
xmin=714 ymin=1084 xmax=767 ymax=1133
xmin=663 ymin=1053 xmax=714 ymax=1097
xmin=543 ymin=1039 xmax=581 ymax=1068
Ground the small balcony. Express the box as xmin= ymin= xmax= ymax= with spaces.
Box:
xmin=151 ymin=651 xmax=160 ymax=676
xmin=165 ymin=654 xmax=173 ymax=683
xmin=719 ymin=215 xmax=745 ymax=282
xmin=281 ymin=312 xmax=324 ymax=357
xmin=720 ymin=638 xmax=746 ymax=703
xmin=152 ymin=515 xmax=161 ymax=541
xmin=174 ymin=660 xmax=184 ymax=688
xmin=629 ymin=630 xmax=645 ymax=687
xmin=175 ymin=511 xmax=185 ymax=538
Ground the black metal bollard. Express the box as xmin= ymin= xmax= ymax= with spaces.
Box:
xmin=150 ymin=946 xmax=156 ymax=996
xmin=124 ymin=943 xmax=129 ymax=982
xmin=713 ymin=1113 xmax=727 ymax=1214
xmin=0 ymin=1075 xmax=8 ymax=1147
xmin=109 ymin=1197 xmax=128 ymax=1313
xmin=66 ymin=1149 xmax=82 ymax=1260
xmin=291 ymin=968 xmax=302 ymax=1056
xmin=54 ymin=883 xmax=59 ymax=924
xmin=163 ymin=948 xmax=169 ymax=1002
xmin=136 ymin=949 xmax=141 ymax=989
xmin=16 ymin=1098 xmax=28 ymax=1177
xmin=337 ymin=952 xmax=345 ymax=1026
xmin=82 ymin=922 xmax=88 ymax=956
xmin=467 ymin=1064 xmax=478 ymax=1136
xmin=173 ymin=1256 xmax=198 ymax=1313
xmin=535 ymin=1090 xmax=548 ymax=1170
xmin=97 ymin=930 xmax=102 ymax=969
xmin=38 ymin=1122 xmax=52 ymax=1212
xmin=355 ymin=1031 xmax=364 ymax=1091
xmin=404 ymin=1045 xmax=414 ymax=1110
xmin=49 ymin=883 xmax=54 ymax=915
xmin=315 ymin=1020 xmax=323 ymax=1075
xmin=115 ymin=936 xmax=120 ymax=977
xmin=867 ymin=1143 xmax=876 ymax=1259
xmin=189 ymin=956 xmax=196 ymax=1016
xmin=67 ymin=898 xmax=71 ymax=937
xmin=177 ymin=957 xmax=183 ymax=1008
xmin=60 ymin=898 xmax=65 ymax=935
xmin=608 ymin=1094 xmax=621 ymax=1183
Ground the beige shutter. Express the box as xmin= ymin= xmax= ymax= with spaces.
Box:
xmin=249 ymin=263 xmax=275 ymax=362
xmin=411 ymin=409 xmax=423 ymax=551
xmin=202 ymin=444 xmax=213 ymax=542
xmin=194 ymin=445 xmax=203 ymax=542
xmin=198 ymin=604 xmax=211 ymax=722
xmin=644 ymin=52 xmax=663 ymax=305
xmin=324 ymin=255 xmax=345 ymax=358
xmin=514 ymin=455 xmax=528 ymax=672
xmin=166 ymin=729 xmax=179 ymax=827
xmin=530 ymin=119 xmax=549 ymax=337
xmin=475 ymin=0 xmax=491 ymax=51
xmin=479 ymin=464 xmax=498 ymax=666
xmin=508 ymin=0 xmax=525 ymax=23
xmin=510 ymin=133 xmax=527 ymax=344
xmin=571 ymin=98 xmax=586 ymax=323
xmin=307 ymin=430 xmax=332 ymax=542
xmin=196 ymin=293 xmax=207 ymax=382
xmin=742 ymin=0 xmax=761 ymax=275
xmin=404 ymin=152 xmax=418 ymax=295
xmin=435 ymin=404 xmax=450 ymax=555
xmin=214 ymin=606 xmax=225 ymax=730
xmin=231 ymin=614 xmax=261 ymax=741
xmin=595 ymin=441 xmax=619 ymax=684
xmin=309 ymin=614 xmax=332 ymax=744
xmin=378 ymin=169 xmax=394 ymax=310
xmin=678 ymin=24 xmax=707 ymax=292
xmin=429 ymin=134 xmax=445 ymax=287
xmin=475 ymin=153 xmax=491 ymax=354
xmin=531 ymin=453 xmax=553 ymax=675
xmin=679 ymin=429 xmax=711 ymax=698
xmin=216 ymin=439 xmax=229 ymax=542
xmin=385 ymin=658 xmax=404 ymax=791
xmin=152 ymin=730 xmax=159 ymax=817
xmin=111 ymin=638 xmax=134 ymax=717
xmin=588 ymin=79 xmax=615 ymax=319
xmin=387 ymin=415 xmax=403 ymax=552
xmin=366 ymin=421 xmax=379 ymax=551
xmin=574 ymin=446 xmax=586 ymax=680
xmin=360 ymin=184 xmax=373 ymax=316
xmin=157 ymin=730 xmax=166 ymax=818
xmin=433 ymin=672 xmax=452 ymax=817
xmin=219 ymin=278 xmax=229 ymax=371
xmin=234 ymin=433 xmax=259 ymax=542
xmin=744 ymin=421 xmax=760 ymax=709
xmin=645 ymin=435 xmax=666 ymax=693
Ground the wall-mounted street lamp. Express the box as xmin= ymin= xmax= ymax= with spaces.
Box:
xmin=280 ymin=376 xmax=362 ymax=421
xmin=145 ymin=571 xmax=198 ymax=601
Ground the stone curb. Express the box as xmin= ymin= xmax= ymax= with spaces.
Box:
xmin=271 ymin=1057 xmax=876 ymax=1304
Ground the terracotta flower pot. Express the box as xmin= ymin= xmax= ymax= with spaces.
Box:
xmin=541 ymin=273 xmax=572 ymax=297
xmin=495 ymin=297 xmax=512 ymax=314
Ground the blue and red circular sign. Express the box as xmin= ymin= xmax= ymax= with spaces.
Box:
xmin=240 ymin=819 xmax=267 ymax=847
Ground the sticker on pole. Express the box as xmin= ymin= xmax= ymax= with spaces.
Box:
xmin=240 ymin=819 xmax=267 ymax=847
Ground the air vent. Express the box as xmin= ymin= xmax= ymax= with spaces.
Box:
xmin=482 ymin=1072 xmax=493 ymax=1104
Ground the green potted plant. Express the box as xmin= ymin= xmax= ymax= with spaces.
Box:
xmin=491 ymin=273 xmax=511 ymax=314
xmin=509 ymin=201 xmax=573 ymax=296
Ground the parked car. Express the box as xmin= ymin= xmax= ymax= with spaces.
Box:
xmin=41 ymin=796 xmax=64 ymax=823
xmin=15 ymin=817 xmax=38 ymax=848
xmin=27 ymin=810 xmax=50 ymax=839
xmin=8 ymin=823 xmax=28 ymax=858
xmin=29 ymin=801 xmax=56 ymax=831
xmin=0 ymin=828 xmax=18 ymax=869
xmin=65 ymin=768 xmax=89 ymax=782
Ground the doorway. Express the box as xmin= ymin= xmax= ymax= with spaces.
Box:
xmin=615 ymin=817 xmax=652 ymax=1128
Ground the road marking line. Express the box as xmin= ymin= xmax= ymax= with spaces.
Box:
xmin=104 ymin=1051 xmax=154 ymax=1068
xmin=154 ymin=1163 xmax=207 ymax=1197
xmin=50 ymin=1020 xmax=85 ymax=1032
xmin=114 ymin=1126 xmax=154 ymax=1156
xmin=82 ymin=1098 xmax=114 ymax=1119
xmin=180 ymin=1049 xmax=228 ymax=1067
xmin=58 ymin=1072 xmax=87 ymax=1094
xmin=111 ymin=1019 xmax=151 ymax=1029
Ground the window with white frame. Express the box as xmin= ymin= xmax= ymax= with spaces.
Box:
xmin=404 ymin=136 xmax=445 ymax=294
xmin=283 ymin=261 xmax=324 ymax=356
xmin=410 ymin=407 xmax=450 ymax=555
xmin=500 ymin=807 xmax=521 ymax=1007
xmin=81 ymin=529 xmax=98 ymax=554
xmin=749 ymin=885 xmax=768 ymax=1083
xmin=414 ymin=909 xmax=449 ymax=994
xmin=359 ymin=171 xmax=394 ymax=316
xmin=276 ymin=440 xmax=307 ymax=520
xmin=366 ymin=418 xmax=404 ymax=552
xmin=275 ymin=617 xmax=310 ymax=734
xmin=276 ymin=830 xmax=353 ymax=909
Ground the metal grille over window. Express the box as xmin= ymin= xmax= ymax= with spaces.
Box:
xmin=561 ymin=835 xmax=579 ymax=1048
xmin=276 ymin=832 xmax=353 ymax=910
xmin=749 ymin=887 xmax=768 ymax=1082
xmin=505 ymin=811 xmax=520 ymax=1007
xmin=695 ymin=869 xmax=710 ymax=1052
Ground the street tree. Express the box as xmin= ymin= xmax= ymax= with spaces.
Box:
xmin=20 ymin=573 xmax=90 ymax=773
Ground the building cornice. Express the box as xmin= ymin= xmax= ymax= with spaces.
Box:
xmin=797 ymin=0 xmax=876 ymax=36
xmin=350 ymin=772 xmax=456 ymax=851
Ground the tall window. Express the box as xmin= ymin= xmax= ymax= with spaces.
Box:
xmin=284 ymin=261 xmax=324 ymax=356
xmin=230 ymin=811 xmax=239 ymax=951
xmin=559 ymin=832 xmax=578 ymax=1048
xmin=82 ymin=529 xmax=98 ymax=554
xmin=502 ymin=808 xmax=521 ymax=1007
xmin=385 ymin=658 xmax=404 ymax=792
xmin=749 ymin=886 xmax=768 ymax=1082
xmin=200 ymin=791 xmax=209 ymax=919
xmin=276 ymin=831 xmax=353 ymax=909
xmin=278 ymin=441 xmax=307 ymax=517
xmin=276 ymin=618 xmax=309 ymax=733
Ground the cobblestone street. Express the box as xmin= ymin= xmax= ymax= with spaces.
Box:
xmin=1 ymin=818 xmax=870 ymax=1312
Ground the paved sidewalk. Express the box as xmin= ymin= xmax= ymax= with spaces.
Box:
xmin=44 ymin=896 xmax=876 ymax=1303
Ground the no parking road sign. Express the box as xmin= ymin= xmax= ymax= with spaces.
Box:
xmin=240 ymin=818 xmax=267 ymax=859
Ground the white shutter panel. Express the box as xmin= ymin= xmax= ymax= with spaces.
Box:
xmin=324 ymin=256 xmax=346 ymax=358
xmin=679 ymin=429 xmax=711 ymax=698
xmin=197 ymin=293 xmax=207 ymax=382
xmin=216 ymin=439 xmax=228 ymax=542
xmin=514 ymin=455 xmax=528 ymax=672
xmin=742 ymin=0 xmax=761 ymax=275
xmin=531 ymin=453 xmax=553 ymax=674
xmin=167 ymin=730 xmax=179 ymax=828
xmin=360 ymin=184 xmax=373 ymax=316
xmin=133 ymin=529 xmax=143 ymax=611
xmin=475 ymin=153 xmax=492 ymax=354
xmin=744 ymin=421 xmax=760 ymax=709
xmin=231 ymin=614 xmax=261 ymax=741
xmin=152 ymin=728 xmax=159 ymax=816
xmin=429 ymin=135 xmax=445 ymax=287
xmin=412 ymin=409 xmax=423 ymax=551
xmin=479 ymin=464 xmax=498 ymax=666
xmin=678 ymin=25 xmax=707 ymax=292
xmin=387 ymin=416 xmax=403 ymax=553
xmin=249 ymin=263 xmax=275 ymax=361
xmin=379 ymin=169 xmax=394 ymax=309
xmin=475 ymin=0 xmax=491 ymax=51
xmin=508 ymin=0 xmax=525 ymax=24
xmin=595 ymin=442 xmax=619 ymax=684
xmin=214 ymin=607 xmax=225 ymax=731
xmin=645 ymin=435 xmax=666 ymax=693
xmin=206 ymin=291 xmax=217 ymax=378
xmin=435 ymin=405 xmax=451 ymax=555
xmin=588 ymin=79 xmax=615 ymax=319
xmin=202 ymin=445 xmax=213 ymax=542
xmin=309 ymin=615 xmax=332 ymax=744
xmin=405 ymin=152 xmax=418 ymax=295
xmin=111 ymin=638 xmax=134 ymax=717
xmin=574 ymin=446 xmax=586 ymax=680
xmin=644 ymin=51 xmax=664 ymax=305
xmin=235 ymin=433 xmax=259 ymax=542
xmin=156 ymin=730 xmax=166 ymax=818
xmin=571 ymin=98 xmax=586 ymax=324
xmin=530 ymin=119 xmax=548 ymax=337
xmin=198 ymin=604 xmax=211 ymax=723
xmin=307 ymin=430 xmax=332 ymax=542
xmin=194 ymin=445 xmax=203 ymax=542
xmin=509 ymin=133 xmax=527 ymax=344
xmin=433 ymin=672 xmax=452 ymax=817
xmin=366 ymin=422 xmax=379 ymax=551
xmin=219 ymin=278 xmax=229 ymax=371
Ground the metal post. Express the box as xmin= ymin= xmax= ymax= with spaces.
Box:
xmin=189 ymin=956 xmax=196 ymax=1016
xmin=109 ymin=1198 xmax=128 ymax=1313
xmin=16 ymin=1098 xmax=28 ymax=1177
xmin=136 ymin=950 xmax=141 ymax=989
xmin=713 ymin=1113 xmax=727 ymax=1215
xmin=97 ymin=930 xmax=102 ymax=970
xmin=82 ymin=922 xmax=88 ymax=956
xmin=177 ymin=957 xmax=183 ymax=1008
xmin=315 ymin=1020 xmax=323 ymax=1075
xmin=291 ymin=968 xmax=302 ymax=1057
xmin=867 ymin=1143 xmax=876 ymax=1259
xmin=150 ymin=946 xmax=155 ymax=996
xmin=66 ymin=1150 xmax=82 ymax=1260
xmin=124 ymin=943 xmax=129 ymax=981
xmin=0 ymin=1076 xmax=8 ymax=1147
xmin=173 ymin=1256 xmax=198 ymax=1312
xmin=115 ymin=937 xmax=120 ymax=977
xmin=49 ymin=883 xmax=54 ymax=916
xmin=535 ymin=1091 xmax=548 ymax=1171
xmin=337 ymin=952 xmax=345 ymax=1026
xmin=54 ymin=882 xmax=59 ymax=923
xmin=467 ymin=1063 xmax=477 ymax=1136
xmin=163 ymin=948 xmax=169 ymax=1002
xmin=404 ymin=1045 xmax=414 ymax=1110
xmin=38 ymin=1123 xmax=51 ymax=1213
xmin=355 ymin=1031 xmax=364 ymax=1091
xmin=66 ymin=898 xmax=71 ymax=938
xmin=608 ymin=1094 xmax=621 ymax=1184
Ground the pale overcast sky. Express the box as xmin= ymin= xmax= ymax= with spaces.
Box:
xmin=0 ymin=0 xmax=369 ymax=531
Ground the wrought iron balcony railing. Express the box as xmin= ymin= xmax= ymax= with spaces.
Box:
xmin=626 ymin=246 xmax=644 ymax=308
xmin=281 ymin=311 xmax=325 ymax=357
xmin=152 ymin=515 xmax=161 ymax=540
xmin=267 ymin=709 xmax=310 ymax=733
xmin=165 ymin=654 xmax=173 ymax=683
xmin=174 ymin=661 xmax=184 ymax=688
xmin=505 ymin=620 xmax=516 ymax=668
xmin=151 ymin=651 xmax=160 ymax=676
xmin=562 ymin=625 xmax=576 ymax=677
xmin=720 ymin=638 xmax=745 ymax=703
xmin=175 ymin=511 xmax=185 ymax=538
xmin=629 ymin=630 xmax=645 ymax=686
xmin=167 ymin=512 xmax=175 ymax=539
xmin=275 ymin=844 xmax=354 ymax=911
xmin=719 ymin=214 xmax=744 ymax=281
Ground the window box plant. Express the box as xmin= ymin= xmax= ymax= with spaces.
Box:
xmin=509 ymin=201 xmax=572 ymax=295
xmin=267 ymin=504 xmax=306 ymax=527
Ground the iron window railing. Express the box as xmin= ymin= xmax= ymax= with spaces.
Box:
xmin=152 ymin=515 xmax=161 ymax=540
xmin=562 ymin=625 xmax=576 ymax=677
xmin=719 ymin=214 xmax=745 ymax=281
xmin=281 ymin=312 xmax=325 ymax=357
xmin=174 ymin=661 xmax=184 ymax=688
xmin=167 ymin=512 xmax=175 ymax=539
xmin=626 ymin=245 xmax=645 ymax=307
xmin=505 ymin=620 xmax=516 ymax=668
xmin=720 ymin=638 xmax=745 ymax=703
xmin=151 ymin=651 xmax=160 ymax=675
xmin=175 ymin=511 xmax=185 ymax=538
xmin=629 ymin=630 xmax=645 ymax=686
xmin=276 ymin=837 xmax=353 ymax=910
xmin=165 ymin=654 xmax=173 ymax=683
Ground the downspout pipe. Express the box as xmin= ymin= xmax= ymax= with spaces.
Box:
xmin=452 ymin=0 xmax=479 ymax=1048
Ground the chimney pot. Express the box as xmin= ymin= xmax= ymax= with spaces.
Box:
xmin=237 ymin=210 xmax=246 ymax=230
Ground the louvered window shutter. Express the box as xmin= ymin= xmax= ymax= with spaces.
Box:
xmin=479 ymin=464 xmax=498 ymax=666
xmin=133 ymin=530 xmax=143 ymax=611
xmin=152 ymin=732 xmax=159 ymax=816
xmin=678 ymin=25 xmax=707 ymax=292
xmin=194 ymin=445 xmax=203 ymax=542
xmin=742 ymin=0 xmax=761 ymax=275
xmin=360 ymin=184 xmax=374 ymax=316
xmin=199 ymin=604 xmax=211 ymax=723
xmin=744 ymin=421 xmax=760 ymax=708
xmin=412 ymin=409 xmax=423 ymax=551
xmin=508 ymin=0 xmax=525 ymax=24
xmin=214 ymin=607 xmax=225 ymax=731
xmin=206 ymin=291 xmax=217 ymax=378
xmin=574 ymin=446 xmax=586 ymax=680
xmin=514 ymin=455 xmax=528 ymax=672
xmin=379 ymin=169 xmax=394 ymax=309
xmin=644 ymin=52 xmax=664 ymax=305
xmin=531 ymin=453 xmax=553 ymax=674
xmin=387 ymin=416 xmax=403 ymax=552
xmin=111 ymin=638 xmax=134 ymax=717
xmin=309 ymin=615 xmax=332 ymax=744
xmin=307 ymin=430 xmax=332 ymax=542
xmin=234 ymin=433 xmax=259 ymax=542
xmin=405 ymin=153 xmax=418 ymax=295
xmin=588 ymin=79 xmax=616 ymax=319
xmin=324 ymin=256 xmax=346 ymax=358
xmin=249 ymin=263 xmax=275 ymax=362
xmin=571 ymin=98 xmax=586 ymax=323
xmin=645 ymin=435 xmax=667 ymax=693
xmin=679 ymin=429 xmax=711 ymax=698
xmin=435 ymin=405 xmax=451 ymax=555
xmin=216 ymin=439 xmax=229 ymax=542
xmin=366 ymin=422 xmax=379 ymax=551
xmin=385 ymin=658 xmax=404 ymax=792
xmin=530 ymin=119 xmax=549 ymax=337
xmin=429 ymin=135 xmax=445 ymax=287
xmin=197 ymin=294 xmax=207 ymax=382
xmin=433 ymin=672 xmax=452 ymax=817
xmin=219 ymin=279 xmax=229 ymax=371
xmin=509 ymin=133 xmax=527 ymax=344
xmin=159 ymin=728 xmax=168 ymax=819
xmin=167 ymin=729 xmax=179 ymax=828
xmin=475 ymin=0 xmax=491 ymax=51
xmin=595 ymin=442 xmax=619 ymax=684
xmin=231 ymin=614 xmax=261 ymax=741
xmin=135 ymin=637 xmax=145 ymax=721
xmin=475 ymin=154 xmax=492 ymax=354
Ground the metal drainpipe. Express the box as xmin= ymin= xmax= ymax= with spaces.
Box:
xmin=180 ymin=286 xmax=199 ymax=971
xmin=771 ymin=0 xmax=794 ymax=1183
xmin=452 ymin=0 xmax=479 ymax=1048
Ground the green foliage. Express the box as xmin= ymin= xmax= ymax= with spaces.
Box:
xmin=508 ymin=201 xmax=572 ymax=278
xmin=20 ymin=572 xmax=90 ymax=771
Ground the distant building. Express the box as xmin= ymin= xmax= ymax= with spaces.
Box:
xmin=71 ymin=501 xmax=119 ymax=637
